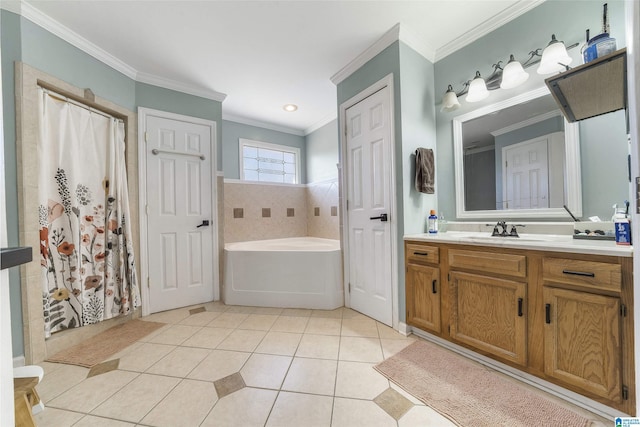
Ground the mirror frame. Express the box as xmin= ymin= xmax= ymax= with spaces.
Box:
xmin=453 ymin=86 xmax=582 ymax=219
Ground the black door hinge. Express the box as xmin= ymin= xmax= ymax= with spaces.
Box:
xmin=447 ymin=273 xmax=450 ymax=281
xmin=621 ymin=304 xmax=627 ymax=317
xmin=623 ymin=385 xmax=629 ymax=400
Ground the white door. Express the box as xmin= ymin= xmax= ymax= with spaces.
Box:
xmin=345 ymin=86 xmax=393 ymax=326
xmin=503 ymin=137 xmax=549 ymax=209
xmin=145 ymin=115 xmax=214 ymax=313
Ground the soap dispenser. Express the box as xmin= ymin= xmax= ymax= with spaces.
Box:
xmin=612 ymin=203 xmax=631 ymax=245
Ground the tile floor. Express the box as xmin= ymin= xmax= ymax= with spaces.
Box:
xmin=33 ymin=302 xmax=608 ymax=426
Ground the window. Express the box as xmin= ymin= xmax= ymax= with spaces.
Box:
xmin=239 ymin=138 xmax=300 ymax=184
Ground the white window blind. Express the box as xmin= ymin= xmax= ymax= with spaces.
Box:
xmin=239 ymin=139 xmax=300 ymax=184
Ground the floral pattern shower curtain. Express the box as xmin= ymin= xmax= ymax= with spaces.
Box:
xmin=38 ymin=88 xmax=140 ymax=337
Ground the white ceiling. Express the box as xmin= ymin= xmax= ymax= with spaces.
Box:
xmin=18 ymin=0 xmax=544 ymax=134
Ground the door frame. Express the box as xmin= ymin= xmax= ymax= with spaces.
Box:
xmin=338 ymin=73 xmax=399 ymax=329
xmin=137 ymin=107 xmax=219 ymax=316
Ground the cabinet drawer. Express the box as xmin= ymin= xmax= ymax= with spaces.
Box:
xmin=448 ymin=249 xmax=526 ymax=278
xmin=542 ymin=258 xmax=622 ymax=292
xmin=406 ymin=243 xmax=439 ymax=265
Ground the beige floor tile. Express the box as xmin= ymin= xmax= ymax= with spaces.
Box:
xmin=116 ymin=342 xmax=175 ymax=372
xmin=188 ymin=349 xmax=251 ymax=382
xmin=203 ymin=301 xmax=229 ymax=312
xmin=389 ymin=381 xmax=425 ymax=406
xmin=145 ymin=324 xmax=201 ymax=345
xmin=311 ymin=308 xmax=344 ymax=318
xmin=91 ymin=373 xmax=179 ymax=423
xmin=339 ymin=336 xmax=384 ymax=362
xmin=341 ymin=317 xmax=379 ymax=337
xmin=305 ymin=317 xmax=342 ymax=335
xmin=271 ymin=315 xmax=309 ymax=333
xmin=142 ymin=308 xmax=190 ymax=324
xmin=374 ymin=387 xmax=414 ymax=420
xmin=181 ymin=326 xmax=233 ymax=349
xmin=252 ymin=306 xmax=284 ymax=315
xmin=282 ymin=357 xmax=337 ymax=395
xmin=341 ymin=308 xmax=368 ymax=319
xmin=73 ymin=415 xmax=136 ymax=427
xmin=238 ymin=314 xmax=279 ymax=331
xmin=224 ymin=305 xmax=256 ymax=313
xmin=377 ymin=322 xmax=409 ymax=339
xmin=295 ymin=334 xmax=340 ymax=360
xmin=201 ymin=387 xmax=278 ymax=427
xmin=281 ymin=308 xmax=312 ymax=317
xmin=140 ymin=379 xmax=218 ymax=427
xmin=240 ymin=353 xmax=292 ymax=389
xmin=178 ymin=310 xmax=223 ymax=326
xmin=332 ymin=397 xmax=397 ymax=427
xmin=266 ymin=391 xmax=333 ymax=427
xmin=33 ymin=407 xmax=84 ymax=427
xmin=39 ymin=361 xmax=66 ymax=376
xmin=255 ymin=331 xmax=302 ymax=356
xmin=47 ymin=370 xmax=138 ymax=413
xmin=335 ymin=361 xmax=389 ymax=399
xmin=207 ymin=312 xmax=250 ymax=329
xmin=398 ymin=405 xmax=457 ymax=426
xmin=36 ymin=363 xmax=90 ymax=403
xmin=136 ymin=323 xmax=172 ymax=342
xmin=381 ymin=337 xmax=416 ymax=359
xmin=217 ymin=329 xmax=267 ymax=352
xmin=146 ymin=346 xmax=210 ymax=377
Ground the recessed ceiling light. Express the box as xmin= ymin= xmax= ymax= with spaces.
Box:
xmin=283 ymin=104 xmax=298 ymax=112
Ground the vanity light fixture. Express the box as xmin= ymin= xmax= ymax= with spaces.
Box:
xmin=441 ymin=34 xmax=577 ymax=112
xmin=283 ymin=104 xmax=298 ymax=112
xmin=466 ymin=71 xmax=490 ymax=102
xmin=441 ymin=85 xmax=461 ymax=112
xmin=500 ymin=55 xmax=529 ymax=89
xmin=537 ymin=34 xmax=573 ymax=74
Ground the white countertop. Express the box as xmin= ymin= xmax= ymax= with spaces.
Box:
xmin=404 ymin=231 xmax=633 ymax=257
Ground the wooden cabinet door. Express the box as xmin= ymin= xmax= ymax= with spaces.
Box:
xmin=450 ymin=271 xmax=527 ymax=366
xmin=406 ymin=264 xmax=441 ymax=334
xmin=543 ymin=287 xmax=622 ymax=403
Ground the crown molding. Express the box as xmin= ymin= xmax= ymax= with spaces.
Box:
xmin=9 ymin=1 xmax=227 ymax=102
xmin=304 ymin=113 xmax=337 ymax=136
xmin=222 ymin=114 xmax=305 ymax=136
xmin=136 ymin=72 xmax=226 ymax=102
xmin=16 ymin=1 xmax=138 ymax=79
xmin=331 ymin=23 xmax=401 ymax=85
xmin=435 ymin=0 xmax=546 ymax=61
xmin=398 ymin=25 xmax=436 ymax=63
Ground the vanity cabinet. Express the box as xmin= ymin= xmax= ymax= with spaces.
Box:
xmin=448 ymin=249 xmax=527 ymax=366
xmin=405 ymin=244 xmax=441 ymax=334
xmin=404 ymin=239 xmax=635 ymax=415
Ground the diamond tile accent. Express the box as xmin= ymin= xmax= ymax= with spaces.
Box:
xmin=189 ymin=306 xmax=206 ymax=315
xmin=262 ymin=208 xmax=271 ymax=218
xmin=331 ymin=206 xmax=338 ymax=216
xmin=214 ymin=372 xmax=246 ymax=398
xmin=87 ymin=358 xmax=119 ymax=378
xmin=314 ymin=207 xmax=320 ymax=216
xmin=373 ymin=387 xmax=413 ymax=420
xmin=233 ymin=208 xmax=244 ymax=218
xmin=287 ymin=208 xmax=295 ymax=217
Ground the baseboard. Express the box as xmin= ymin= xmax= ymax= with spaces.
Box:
xmin=13 ymin=356 xmax=25 ymax=368
xmin=397 ymin=322 xmax=411 ymax=336
xmin=410 ymin=328 xmax=623 ymax=420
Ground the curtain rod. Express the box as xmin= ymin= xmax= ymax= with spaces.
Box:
xmin=40 ymin=87 xmax=124 ymax=123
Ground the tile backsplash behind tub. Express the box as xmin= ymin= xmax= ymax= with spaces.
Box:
xmin=224 ymin=179 xmax=340 ymax=243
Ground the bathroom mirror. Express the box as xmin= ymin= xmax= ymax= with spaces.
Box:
xmin=453 ymin=87 xmax=582 ymax=219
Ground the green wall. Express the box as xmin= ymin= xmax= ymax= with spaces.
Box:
xmin=1 ymin=10 xmax=223 ymax=357
xmin=434 ymin=0 xmax=628 ymax=221
xmin=221 ymin=119 xmax=306 ymax=183
xmin=305 ymin=119 xmax=339 ymax=183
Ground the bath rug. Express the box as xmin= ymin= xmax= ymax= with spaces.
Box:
xmin=374 ymin=340 xmax=591 ymax=427
xmin=46 ymin=319 xmax=165 ymax=367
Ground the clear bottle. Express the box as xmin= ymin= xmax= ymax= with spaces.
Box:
xmin=428 ymin=210 xmax=438 ymax=234
xmin=438 ymin=211 xmax=447 ymax=233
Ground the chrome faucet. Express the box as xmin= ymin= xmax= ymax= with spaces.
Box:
xmin=487 ymin=221 xmax=525 ymax=237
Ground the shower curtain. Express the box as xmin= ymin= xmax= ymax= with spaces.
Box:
xmin=38 ymin=88 xmax=140 ymax=337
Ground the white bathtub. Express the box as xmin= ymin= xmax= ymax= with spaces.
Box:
xmin=223 ymin=237 xmax=343 ymax=309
